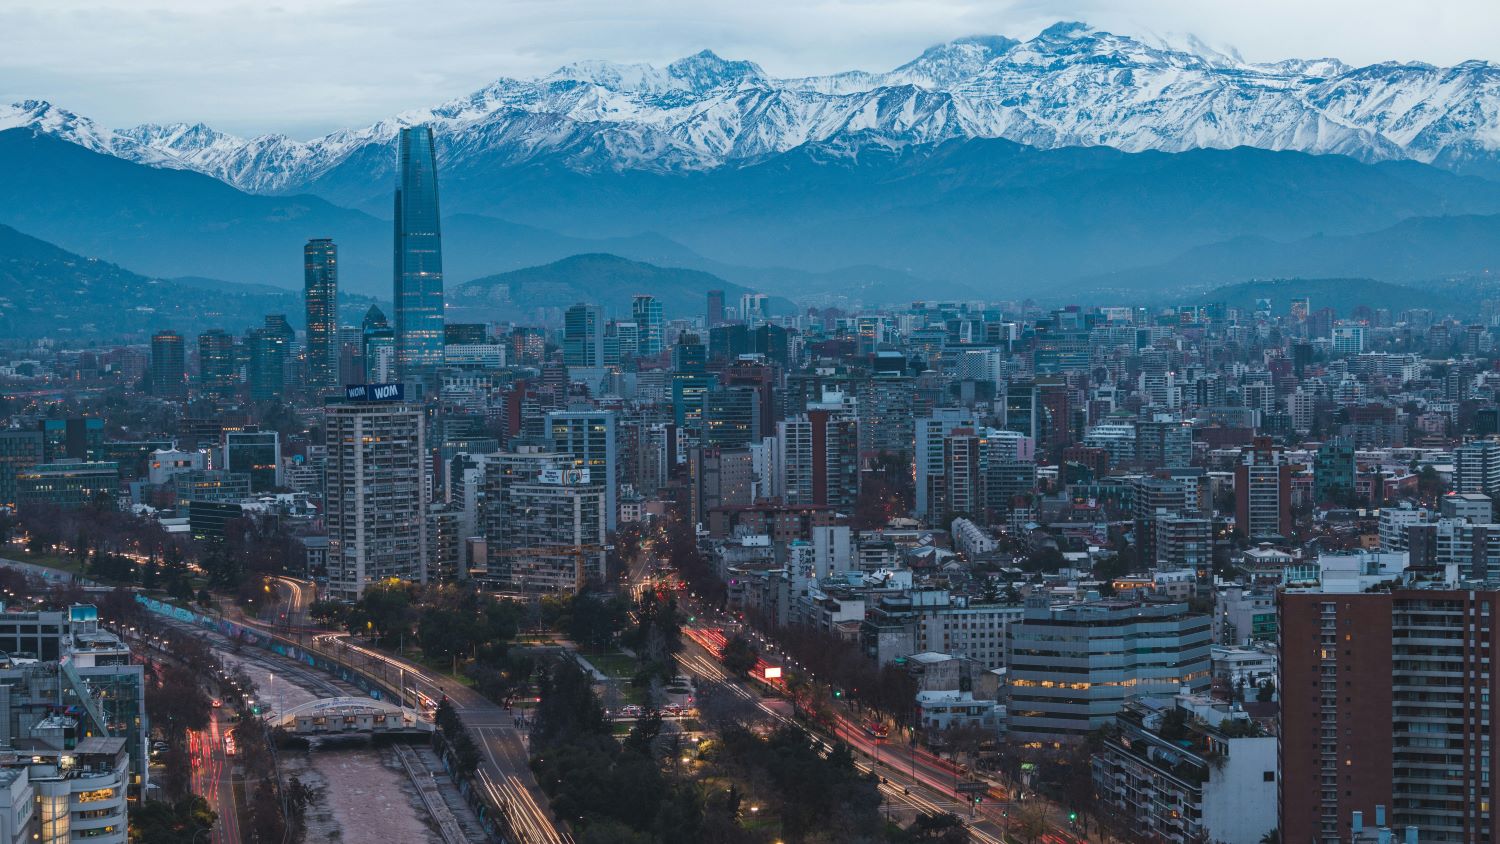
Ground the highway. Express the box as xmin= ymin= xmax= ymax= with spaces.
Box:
xmin=675 ymin=627 xmax=1011 ymax=843
xmin=681 ymin=616 xmax=1092 ymax=844
xmin=187 ymin=705 xmax=240 ymax=844
xmin=243 ymin=574 xmax=570 ymax=844
xmin=311 ymin=632 xmax=571 ymax=844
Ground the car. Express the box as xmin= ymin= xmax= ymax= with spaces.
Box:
xmin=210 ymin=698 xmax=222 ymax=708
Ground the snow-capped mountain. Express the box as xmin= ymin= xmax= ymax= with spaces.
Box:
xmin=6 ymin=20 xmax=1500 ymax=194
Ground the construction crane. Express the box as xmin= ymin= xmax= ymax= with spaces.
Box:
xmin=468 ymin=544 xmax=611 ymax=592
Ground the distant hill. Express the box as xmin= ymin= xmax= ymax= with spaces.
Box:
xmin=1190 ymin=278 xmax=1469 ymax=317
xmin=1060 ymin=212 xmax=1500 ymax=305
xmin=0 ymin=128 xmax=732 ymax=297
xmin=451 ymin=253 xmax=794 ymax=322
xmin=0 ymin=223 xmax=333 ymax=339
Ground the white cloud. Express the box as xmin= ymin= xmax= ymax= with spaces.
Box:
xmin=1 ymin=0 xmax=1495 ymax=138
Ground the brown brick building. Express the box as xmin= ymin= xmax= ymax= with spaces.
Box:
xmin=1280 ymin=586 xmax=1500 ymax=844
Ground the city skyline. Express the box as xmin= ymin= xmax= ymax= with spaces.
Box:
xmin=3 ymin=7 xmax=1500 ymax=844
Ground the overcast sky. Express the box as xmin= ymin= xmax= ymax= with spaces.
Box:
xmin=3 ymin=0 xmax=1495 ymax=138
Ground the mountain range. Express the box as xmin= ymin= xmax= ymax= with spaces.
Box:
xmin=3 ymin=22 xmax=1500 ymax=304
xmin=0 ymin=223 xmax=325 ymax=338
xmin=7 ymin=22 xmax=1500 ymax=192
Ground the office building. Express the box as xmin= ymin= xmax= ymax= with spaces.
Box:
xmin=172 ymin=469 xmax=251 ymax=503
xmin=706 ymin=289 xmax=726 ymax=327
xmin=1005 ymin=598 xmax=1212 ymax=741
xmin=704 ymin=387 xmax=762 ymax=448
xmin=563 ymin=303 xmax=606 ymax=368
xmin=1331 ymin=324 xmax=1366 ymax=355
xmin=247 ymin=317 xmax=291 ymax=402
xmin=38 ymin=419 xmax=103 ymax=464
xmin=0 ymin=429 xmax=43 ymax=510
xmin=303 ymin=237 xmax=339 ymax=391
xmin=149 ymin=330 xmax=186 ymax=400
xmin=324 ymin=387 xmax=428 ymax=600
xmin=689 ymin=446 xmax=754 ymax=527
xmin=1313 ymin=436 xmax=1356 ymax=504
xmin=545 ymin=410 xmax=617 ymax=530
xmin=197 ymin=329 xmax=237 ymax=398
xmin=361 ymin=305 xmax=396 ymax=383
xmin=1136 ymin=417 xmax=1193 ymax=470
xmin=631 ymin=295 xmax=663 ymax=357
xmin=444 ymin=323 xmax=487 ymax=346
xmin=224 ymin=429 xmax=281 ymax=492
xmin=393 ymin=125 xmax=445 ymax=387
xmin=15 ymin=461 xmax=118 ymax=511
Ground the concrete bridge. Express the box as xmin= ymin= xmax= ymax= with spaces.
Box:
xmin=277 ymin=696 xmax=435 ymax=735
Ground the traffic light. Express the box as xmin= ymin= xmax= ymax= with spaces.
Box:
xmin=1068 ymin=811 xmax=1078 ymax=824
xmin=833 ymin=689 xmax=843 ymax=698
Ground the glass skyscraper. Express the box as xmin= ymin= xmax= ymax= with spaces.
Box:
xmin=304 ymin=237 xmax=339 ymax=390
xmin=631 ymin=294 xmax=663 ymax=357
xmin=393 ymin=126 xmax=444 ymax=388
xmin=197 ymin=329 xmax=236 ymax=399
xmin=149 ymin=330 xmax=186 ymax=400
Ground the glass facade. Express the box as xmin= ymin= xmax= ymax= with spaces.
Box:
xmin=393 ymin=126 xmax=444 ymax=388
xmin=303 ymin=237 xmax=339 ymax=390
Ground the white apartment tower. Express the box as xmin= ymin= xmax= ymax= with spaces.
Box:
xmin=325 ymin=389 xmax=428 ymax=600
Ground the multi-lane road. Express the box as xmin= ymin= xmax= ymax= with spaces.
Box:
xmin=308 ymin=631 xmax=570 ymax=844
xmin=187 ymin=704 xmax=241 ymax=844
xmin=242 ymin=577 xmax=572 ymax=844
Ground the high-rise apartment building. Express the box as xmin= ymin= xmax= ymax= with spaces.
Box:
xmin=914 ymin=409 xmax=979 ymax=520
xmin=1280 ymin=577 xmax=1500 ymax=844
xmin=303 ymin=237 xmax=339 ymax=390
xmin=778 ymin=410 xmax=860 ymax=511
xmin=545 ymin=410 xmax=617 ymax=531
xmin=1455 ymin=438 xmax=1500 ymax=499
xmin=495 ymin=469 xmax=607 ymax=591
xmin=149 ymin=330 xmax=186 ymax=400
xmin=324 ymin=386 xmax=428 ymax=600
xmin=393 ymin=126 xmax=444 ymax=388
xmin=631 ymin=295 xmax=663 ymax=357
xmin=1235 ymin=437 xmax=1293 ymax=541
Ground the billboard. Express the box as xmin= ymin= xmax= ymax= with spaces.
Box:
xmin=345 ymin=383 xmax=404 ymax=402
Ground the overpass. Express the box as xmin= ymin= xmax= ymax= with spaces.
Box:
xmin=277 ymin=696 xmax=435 ymax=735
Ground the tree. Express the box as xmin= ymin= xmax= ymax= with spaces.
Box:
xmin=1257 ymin=679 xmax=1277 ymax=702
xmin=906 ymin=812 xmax=969 ymax=843
xmin=128 ymin=795 xmax=216 ymax=843
xmin=720 ymin=634 xmax=758 ymax=677
xmin=1011 ymin=804 xmax=1049 ymax=844
xmin=345 ymin=581 xmax=413 ymax=646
